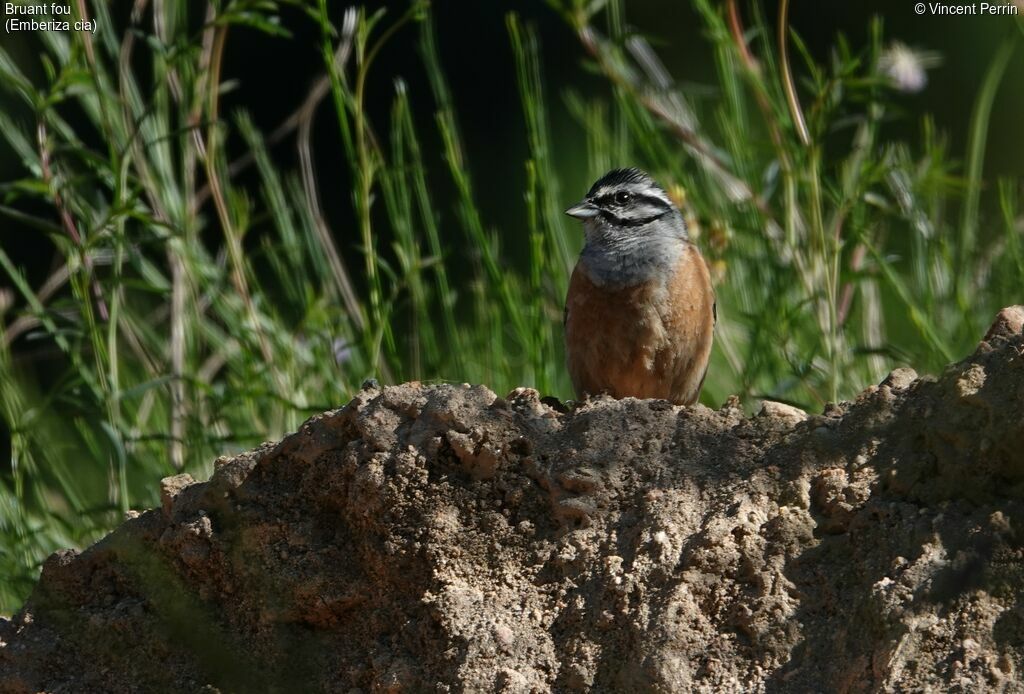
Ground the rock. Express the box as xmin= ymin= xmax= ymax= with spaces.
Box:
xmin=159 ymin=473 xmax=195 ymax=518
xmin=3 ymin=310 xmax=1024 ymax=692
xmin=881 ymin=367 xmax=918 ymax=390
xmin=984 ymin=305 xmax=1024 ymax=342
xmin=758 ymin=400 xmax=808 ymax=425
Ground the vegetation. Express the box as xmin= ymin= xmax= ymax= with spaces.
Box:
xmin=0 ymin=0 xmax=1020 ymax=611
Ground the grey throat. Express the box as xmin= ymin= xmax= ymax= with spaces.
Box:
xmin=578 ymin=215 xmax=687 ymax=289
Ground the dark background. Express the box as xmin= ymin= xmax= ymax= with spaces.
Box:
xmin=4 ymin=1 xmax=1022 ymax=280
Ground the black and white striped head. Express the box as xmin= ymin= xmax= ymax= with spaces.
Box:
xmin=565 ymin=168 xmax=686 ymax=242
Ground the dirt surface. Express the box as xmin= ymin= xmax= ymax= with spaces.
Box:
xmin=3 ymin=308 xmax=1024 ymax=693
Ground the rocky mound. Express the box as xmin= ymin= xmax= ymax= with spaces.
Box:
xmin=3 ymin=309 xmax=1024 ymax=692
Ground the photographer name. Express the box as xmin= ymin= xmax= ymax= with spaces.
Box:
xmin=924 ymin=2 xmax=1019 ymax=13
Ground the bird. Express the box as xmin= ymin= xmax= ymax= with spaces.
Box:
xmin=563 ymin=167 xmax=715 ymax=406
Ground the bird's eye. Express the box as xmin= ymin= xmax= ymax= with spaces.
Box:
xmin=614 ymin=191 xmax=632 ymax=205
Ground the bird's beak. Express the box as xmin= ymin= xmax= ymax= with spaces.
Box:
xmin=565 ymin=200 xmax=600 ymax=220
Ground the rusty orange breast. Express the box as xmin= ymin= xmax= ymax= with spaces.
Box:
xmin=564 ymin=244 xmax=714 ymax=406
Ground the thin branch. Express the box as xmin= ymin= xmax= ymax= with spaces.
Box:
xmin=778 ymin=0 xmax=810 ymax=146
xmin=36 ymin=122 xmax=109 ymax=321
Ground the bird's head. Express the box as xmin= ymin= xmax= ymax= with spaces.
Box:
xmin=565 ymin=167 xmax=687 ymax=249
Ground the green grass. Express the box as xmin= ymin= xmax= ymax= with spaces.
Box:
xmin=0 ymin=0 xmax=1021 ymax=612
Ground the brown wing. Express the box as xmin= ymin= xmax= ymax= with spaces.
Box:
xmin=660 ymin=245 xmax=715 ymax=406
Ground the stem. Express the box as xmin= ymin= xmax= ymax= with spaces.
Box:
xmin=957 ymin=38 xmax=1015 ymax=303
xmin=202 ymin=23 xmax=284 ymax=396
xmin=778 ymin=0 xmax=810 ymax=146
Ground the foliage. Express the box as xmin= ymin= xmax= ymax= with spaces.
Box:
xmin=0 ymin=0 xmax=1020 ymax=611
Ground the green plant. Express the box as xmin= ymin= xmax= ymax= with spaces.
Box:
xmin=0 ymin=0 xmax=1020 ymax=612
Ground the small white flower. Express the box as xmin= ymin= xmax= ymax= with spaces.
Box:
xmin=878 ymin=42 xmax=941 ymax=94
xmin=333 ymin=338 xmax=354 ymax=366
